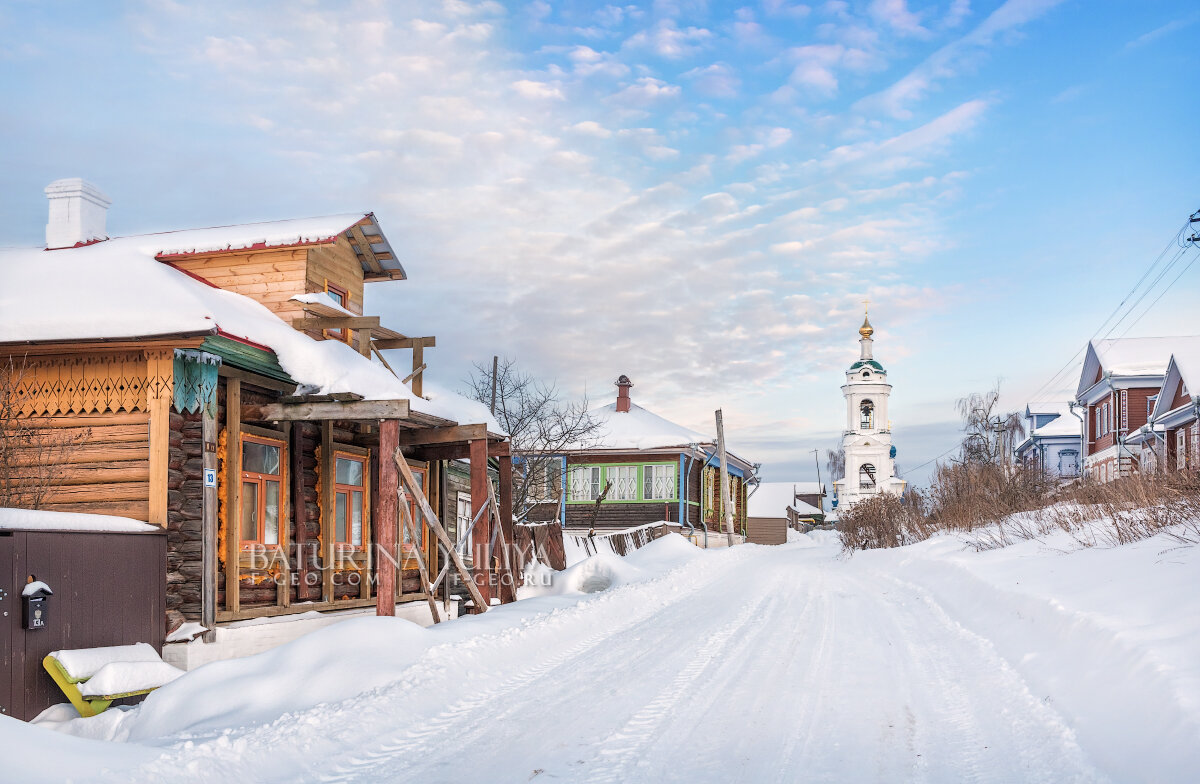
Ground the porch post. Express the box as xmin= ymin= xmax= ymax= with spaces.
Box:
xmin=469 ymin=437 xmax=492 ymax=609
xmin=377 ymin=419 xmax=399 ymax=617
xmin=497 ymin=447 xmax=516 ymax=603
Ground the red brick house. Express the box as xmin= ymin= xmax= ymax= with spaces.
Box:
xmin=1075 ymin=337 xmax=1200 ymax=482
xmin=1150 ymin=348 xmax=1200 ymax=472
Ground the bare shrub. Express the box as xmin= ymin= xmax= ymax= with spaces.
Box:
xmin=838 ymin=493 xmax=933 ymax=552
xmin=0 ymin=357 xmax=91 ymax=509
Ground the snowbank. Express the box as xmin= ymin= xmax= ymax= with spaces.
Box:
xmin=0 ymin=508 xmax=157 ymax=533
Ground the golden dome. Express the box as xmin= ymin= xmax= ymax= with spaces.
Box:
xmin=859 ymin=314 xmax=874 ymax=339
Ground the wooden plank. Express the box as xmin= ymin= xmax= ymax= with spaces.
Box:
xmin=243 ymin=399 xmax=410 ymax=422
xmin=38 ymin=500 xmax=148 ymax=518
xmin=38 ymin=483 xmax=150 ymax=503
xmin=20 ymin=414 xmax=150 ymax=428
xmin=225 ymin=377 xmax=242 ymax=613
xmin=291 ymin=316 xmax=379 ymax=331
xmin=411 ymin=342 xmax=425 ymax=398
xmin=395 ymin=423 xmax=487 ymax=447
xmin=147 ymin=350 xmax=172 ymax=526
xmin=376 ymin=420 xmax=398 ymax=616
xmin=396 ymin=462 xmax=442 ymax=623
xmin=373 ymin=337 xmax=436 ymax=351
xmin=4 ymin=444 xmax=148 ymax=467
xmin=8 ymin=464 xmax=149 ymax=485
xmin=394 ymin=450 xmax=488 ymax=612
xmin=321 ymin=421 xmax=335 ymax=605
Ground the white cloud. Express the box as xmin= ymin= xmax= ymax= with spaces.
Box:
xmin=681 ymin=62 xmax=740 ymax=98
xmin=624 ymin=19 xmax=712 ymax=59
xmin=568 ymin=120 xmax=613 ymax=138
xmin=854 ymin=0 xmax=1065 ymax=119
xmin=511 ymin=79 xmax=564 ymax=100
xmin=612 ymin=76 xmax=681 ymax=105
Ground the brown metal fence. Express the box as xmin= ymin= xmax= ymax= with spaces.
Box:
xmin=1 ymin=529 xmax=166 ymax=721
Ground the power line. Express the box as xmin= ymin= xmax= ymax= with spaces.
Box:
xmin=1026 ymin=213 xmax=1197 ymax=402
xmin=1116 ymin=250 xmax=1199 ymax=339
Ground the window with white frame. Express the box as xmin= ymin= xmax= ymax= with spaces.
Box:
xmin=568 ymin=465 xmax=602 ymax=501
xmin=643 ymin=464 xmax=677 ymax=500
xmin=607 ymin=465 xmax=638 ymax=500
xmin=1180 ymin=430 xmax=1190 ymax=471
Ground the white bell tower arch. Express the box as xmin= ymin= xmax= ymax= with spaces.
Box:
xmin=833 ymin=304 xmax=906 ymax=511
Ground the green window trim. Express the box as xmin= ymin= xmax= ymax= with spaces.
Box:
xmin=565 ymin=462 xmax=679 ymax=505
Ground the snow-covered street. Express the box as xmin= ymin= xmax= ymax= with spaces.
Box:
xmin=11 ymin=530 xmax=1200 ymax=783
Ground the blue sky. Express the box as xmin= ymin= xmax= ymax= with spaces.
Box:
xmin=1 ymin=0 xmax=1197 ymax=487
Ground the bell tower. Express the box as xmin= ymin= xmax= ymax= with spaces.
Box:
xmin=833 ymin=303 xmax=906 ymax=510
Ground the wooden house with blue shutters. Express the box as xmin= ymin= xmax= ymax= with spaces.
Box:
xmin=527 ymin=376 xmax=758 ymax=533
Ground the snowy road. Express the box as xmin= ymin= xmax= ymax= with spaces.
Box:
xmin=23 ymin=532 xmax=1200 ymax=782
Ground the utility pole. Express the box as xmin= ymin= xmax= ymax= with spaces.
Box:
xmin=715 ymin=409 xmax=736 ymax=547
xmin=489 ymin=355 xmax=498 ymax=416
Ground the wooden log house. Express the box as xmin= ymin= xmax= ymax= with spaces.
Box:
xmin=526 ymin=376 xmax=758 ymax=535
xmin=0 ymin=181 xmax=515 ymax=658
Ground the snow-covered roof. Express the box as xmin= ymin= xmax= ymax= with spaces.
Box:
xmin=1151 ymin=344 xmax=1200 ymax=420
xmin=1023 ymin=402 xmax=1081 ymax=438
xmin=1076 ymin=337 xmax=1200 ymax=397
xmin=748 ymin=482 xmax=824 ymax=519
xmin=0 ymin=217 xmax=498 ymax=429
xmin=577 ymin=402 xmax=710 ymax=451
xmin=141 ymin=213 xmax=367 ymax=257
xmin=791 ymin=481 xmax=825 ymax=496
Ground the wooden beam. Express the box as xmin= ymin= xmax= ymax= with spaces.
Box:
xmin=469 ymin=438 xmax=492 ymax=610
xmin=243 ymin=399 xmax=410 ymax=422
xmin=376 ymin=420 xmax=399 ymax=617
xmin=372 ymin=337 xmax=437 ymax=351
xmin=497 ymin=453 xmax=516 ymax=604
xmin=357 ymin=327 xmax=372 ymax=357
xmin=412 ymin=342 xmax=425 ymax=398
xmin=292 ymin=422 xmax=315 ymax=601
xmin=393 ymin=452 xmax=488 ymax=612
xmin=291 ymin=316 xmax=381 ymax=332
xmin=216 ymin=364 xmax=295 ymax=393
xmin=406 ymin=439 xmax=510 ymax=462
xmin=147 ymin=350 xmax=173 ymax=526
xmin=201 ymin=393 xmax=219 ymax=641
xmin=321 ymin=421 xmax=335 ymax=605
xmin=395 ymin=423 xmax=487 ymax=448
xmin=225 ymin=377 xmax=242 ymax=613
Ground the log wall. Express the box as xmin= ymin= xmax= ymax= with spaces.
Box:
xmin=15 ymin=414 xmax=151 ymax=521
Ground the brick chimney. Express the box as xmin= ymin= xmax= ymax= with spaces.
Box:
xmin=45 ymin=178 xmax=111 ymax=249
xmin=615 ymin=375 xmax=633 ymax=413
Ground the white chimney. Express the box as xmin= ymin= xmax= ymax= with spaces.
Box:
xmin=45 ymin=178 xmax=111 ymax=249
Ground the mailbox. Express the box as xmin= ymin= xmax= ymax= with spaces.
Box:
xmin=22 ymin=579 xmax=52 ymax=631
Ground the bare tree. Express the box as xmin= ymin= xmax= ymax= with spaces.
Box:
xmin=825 ymin=448 xmax=845 ymax=484
xmin=1 ymin=357 xmax=90 ymax=509
xmin=465 ymin=357 xmax=602 ymax=520
xmin=954 ymin=382 xmax=1025 ymax=469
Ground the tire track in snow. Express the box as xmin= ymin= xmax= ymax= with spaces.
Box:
xmin=865 ymin=568 xmax=1104 ymax=783
xmin=582 ymin=588 xmax=780 ymax=784
xmin=313 ymin=548 xmax=761 ymax=783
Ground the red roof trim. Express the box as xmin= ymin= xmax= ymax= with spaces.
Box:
xmin=43 ymin=237 xmax=107 ymax=251
xmin=162 ymin=261 xmax=220 ymax=289
xmin=216 ymin=328 xmax=275 ymax=354
xmin=155 ymin=235 xmax=337 ymax=260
